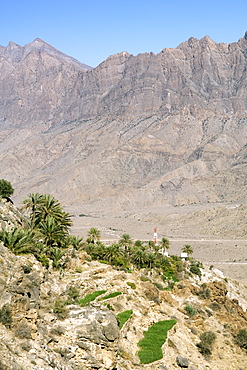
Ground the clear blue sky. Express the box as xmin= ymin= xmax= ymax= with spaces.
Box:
xmin=1 ymin=0 xmax=247 ymax=67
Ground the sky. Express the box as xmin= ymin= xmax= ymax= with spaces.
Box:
xmin=1 ymin=0 xmax=247 ymax=68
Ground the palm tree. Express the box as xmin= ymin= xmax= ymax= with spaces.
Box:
xmin=65 ymin=235 xmax=84 ymax=250
xmin=22 ymin=193 xmax=43 ymax=228
xmin=160 ymin=237 xmax=170 ymax=254
xmin=92 ymin=242 xmax=107 ymax=260
xmin=87 ymin=227 xmax=101 ymax=244
xmin=152 ymin=242 xmax=160 ymax=254
xmin=119 ymin=233 xmax=133 ymax=251
xmin=104 ymin=243 xmax=124 ymax=264
xmin=49 ymin=247 xmax=66 ymax=269
xmin=145 ymin=252 xmax=156 ymax=268
xmin=23 ymin=193 xmax=72 ymax=232
xmin=0 ymin=227 xmax=37 ymax=255
xmin=35 ymin=194 xmax=72 ymax=229
xmin=148 ymin=240 xmax=155 ymax=250
xmin=134 ymin=240 xmax=147 ymax=252
xmin=131 ymin=248 xmax=147 ymax=269
xmin=182 ymin=244 xmax=193 ymax=256
xmin=37 ymin=216 xmax=66 ymax=249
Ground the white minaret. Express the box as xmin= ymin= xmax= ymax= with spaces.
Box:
xmin=154 ymin=227 xmax=158 ymax=245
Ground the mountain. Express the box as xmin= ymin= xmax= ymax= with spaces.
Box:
xmin=1 ymin=35 xmax=247 ymax=231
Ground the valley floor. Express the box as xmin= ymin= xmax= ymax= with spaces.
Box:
xmin=67 ymin=202 xmax=247 ymax=284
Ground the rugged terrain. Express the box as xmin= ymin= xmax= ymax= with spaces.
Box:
xmin=1 ymin=33 xmax=247 ymax=283
xmin=0 ymin=200 xmax=247 ymax=370
xmin=1 ymin=34 xmax=247 ymax=214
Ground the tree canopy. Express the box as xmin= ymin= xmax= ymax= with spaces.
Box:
xmin=0 ymin=179 xmax=14 ymax=199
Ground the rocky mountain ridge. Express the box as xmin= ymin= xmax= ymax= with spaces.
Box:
xmin=0 ymin=200 xmax=247 ymax=370
xmin=1 ymin=34 xmax=247 ymax=228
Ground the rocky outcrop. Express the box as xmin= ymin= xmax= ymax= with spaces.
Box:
xmin=0 ymin=198 xmax=26 ymax=230
xmin=0 ymin=241 xmax=247 ymax=369
xmin=0 ymin=205 xmax=247 ymax=369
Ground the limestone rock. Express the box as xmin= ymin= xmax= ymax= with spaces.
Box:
xmin=176 ymin=355 xmax=189 ymax=367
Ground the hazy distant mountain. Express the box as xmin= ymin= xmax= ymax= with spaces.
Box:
xmin=1 ymin=35 xmax=247 ymax=212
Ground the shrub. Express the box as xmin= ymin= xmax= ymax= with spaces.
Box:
xmin=117 ymin=310 xmax=133 ymax=329
xmin=75 ymin=266 xmax=83 ymax=273
xmin=0 ymin=304 xmax=12 ymax=327
xmin=140 ymin=276 xmax=150 ymax=282
xmin=50 ymin=325 xmax=66 ymax=336
xmin=53 ymin=299 xmax=69 ymax=319
xmin=197 ymin=283 xmax=211 ymax=299
xmin=153 ymin=282 xmax=165 ymax=290
xmin=209 ymin=302 xmax=221 ymax=311
xmin=15 ymin=321 xmax=32 ymax=339
xmin=190 ymin=263 xmax=202 ymax=277
xmin=184 ymin=305 xmax=197 ymax=316
xmin=36 ymin=254 xmax=50 ymax=268
xmin=21 ymin=341 xmax=32 ymax=351
xmin=126 ymin=282 xmax=136 ymax=289
xmin=197 ymin=331 xmax=216 ymax=357
xmin=138 ymin=319 xmax=176 ymax=364
xmin=78 ymin=290 xmax=107 ymax=306
xmin=0 ymin=179 xmax=14 ymax=199
xmin=234 ymin=329 xmax=247 ymax=349
xmin=67 ymin=286 xmax=80 ymax=301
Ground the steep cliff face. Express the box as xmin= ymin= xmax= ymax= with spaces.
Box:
xmin=1 ymin=35 xmax=247 ymax=211
xmin=2 ymin=35 xmax=247 ymax=124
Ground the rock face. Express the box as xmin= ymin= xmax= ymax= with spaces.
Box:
xmin=1 ymin=35 xmax=247 ymax=215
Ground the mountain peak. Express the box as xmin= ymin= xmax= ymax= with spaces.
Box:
xmin=25 ymin=38 xmax=92 ymax=70
xmin=33 ymin=37 xmax=46 ymax=43
xmin=6 ymin=41 xmax=21 ymax=50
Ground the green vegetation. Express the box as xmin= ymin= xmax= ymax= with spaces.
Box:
xmin=182 ymin=244 xmax=193 ymax=256
xmin=234 ymin=329 xmax=247 ymax=350
xmin=78 ymin=290 xmax=107 ymax=306
xmin=0 ymin=304 xmax=12 ymax=327
xmin=86 ymin=227 xmax=101 ymax=244
xmin=66 ymin=286 xmax=80 ymax=304
xmin=159 ymin=237 xmax=170 ymax=253
xmin=126 ymin=281 xmax=136 ymax=289
xmin=0 ymin=191 xmax=205 ymax=286
xmin=164 ymin=271 xmax=179 ymax=282
xmin=15 ymin=321 xmax=32 ymax=339
xmin=119 ymin=233 xmax=133 ymax=251
xmin=138 ymin=319 xmax=176 ymax=364
xmin=0 ymin=179 xmax=14 ymax=199
xmin=84 ymin=235 xmax=191 ymax=285
xmin=197 ymin=331 xmax=216 ymax=357
xmin=184 ymin=304 xmax=197 ymax=316
xmin=117 ymin=310 xmax=133 ymax=329
xmin=53 ymin=299 xmax=69 ymax=319
xmin=190 ymin=261 xmax=202 ymax=277
xmin=196 ymin=283 xmax=211 ymax=299
xmin=0 ymin=228 xmax=37 ymax=255
xmin=0 ymin=193 xmax=73 ymax=268
xmin=98 ymin=291 xmax=122 ymax=301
